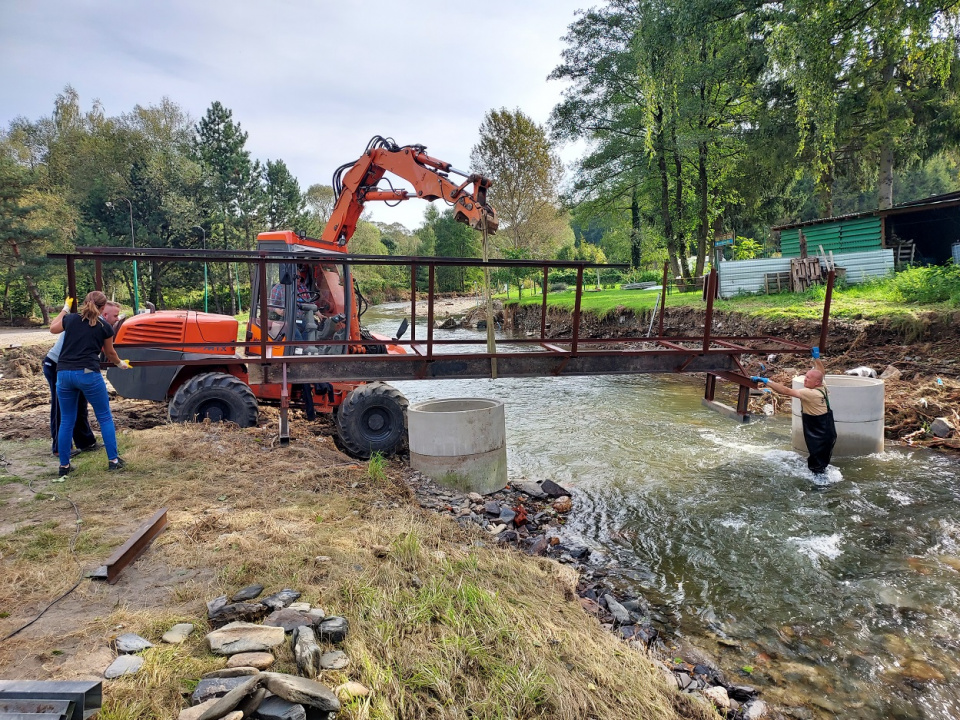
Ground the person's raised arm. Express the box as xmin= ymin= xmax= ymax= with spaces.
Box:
xmin=750 ymin=375 xmax=803 ymax=399
xmin=811 ymin=346 xmax=825 ymax=374
xmin=50 ymin=296 xmax=72 ymax=334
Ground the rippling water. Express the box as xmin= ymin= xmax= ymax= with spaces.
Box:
xmin=366 ymin=303 xmax=960 ymax=719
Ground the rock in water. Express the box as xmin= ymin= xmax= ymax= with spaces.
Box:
xmin=206 ymin=622 xmax=286 ymax=655
xmin=231 ymin=584 xmax=265 ymax=602
xmin=113 ymin=633 xmax=153 ymax=653
xmin=316 ymin=616 xmax=349 ymax=643
xmin=260 ymin=589 xmax=302 ymax=610
xmin=292 ymin=626 xmax=322 ymax=678
xmin=104 ymin=654 xmax=144 ymax=678
xmin=162 ymin=623 xmax=194 ymax=644
xmin=261 ymin=672 xmax=340 ymax=713
xmin=540 ymin=479 xmax=571 ymax=498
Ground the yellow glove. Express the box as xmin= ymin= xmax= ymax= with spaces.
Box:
xmin=63 ymin=297 xmax=73 ymax=313
xmin=117 ymin=359 xmax=132 ymax=369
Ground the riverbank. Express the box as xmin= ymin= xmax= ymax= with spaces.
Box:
xmin=507 ymin=304 xmax=960 ymax=451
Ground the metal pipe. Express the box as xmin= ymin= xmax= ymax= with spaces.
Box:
xmin=572 ymin=266 xmax=584 ymax=354
xmin=658 ymin=260 xmax=669 ymax=337
xmin=540 ymin=265 xmax=549 ymax=340
xmin=410 ymin=263 xmax=417 ymax=343
xmin=702 ymin=268 xmax=717 ymax=353
xmin=66 ymin=257 xmax=77 ymax=312
xmin=426 ymin=264 xmax=435 ymax=360
xmin=258 ymin=256 xmax=268 ymax=360
xmin=343 ymin=259 xmax=352 ymax=357
xmin=819 ymin=269 xmax=835 ymax=353
xmin=95 ymin=259 xmax=103 ymax=292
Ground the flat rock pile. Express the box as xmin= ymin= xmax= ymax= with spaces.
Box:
xmin=101 ymin=582 xmax=366 ymax=720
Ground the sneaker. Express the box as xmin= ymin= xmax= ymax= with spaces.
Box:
xmin=58 ymin=464 xmax=72 ymax=478
xmin=108 ymin=458 xmax=126 ymax=472
xmin=79 ymin=442 xmax=102 ymax=453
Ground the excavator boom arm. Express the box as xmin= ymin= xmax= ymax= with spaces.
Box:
xmin=323 ymin=138 xmax=498 ymax=249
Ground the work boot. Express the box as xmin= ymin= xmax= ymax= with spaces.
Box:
xmin=108 ymin=458 xmax=126 ymax=472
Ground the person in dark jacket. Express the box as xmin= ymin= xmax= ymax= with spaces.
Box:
xmin=42 ymin=301 xmax=121 ymax=457
xmin=50 ymin=292 xmax=131 ymax=477
xmin=752 ymin=348 xmax=837 ymax=474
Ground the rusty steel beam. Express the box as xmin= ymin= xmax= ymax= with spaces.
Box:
xmin=410 ymin=263 xmax=417 ymax=343
xmin=91 ymin=508 xmax=168 ymax=585
xmin=248 ymin=351 xmax=739 ymax=385
xmin=702 ymin=268 xmax=717 ymax=353
xmin=572 ymin=266 xmax=584 ymax=354
xmin=51 ymin=248 xmax=626 ymax=270
xmin=820 ymin=269 xmax=835 ymax=353
xmin=658 ymin=260 xmax=669 ymax=338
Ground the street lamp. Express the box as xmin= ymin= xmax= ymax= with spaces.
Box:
xmin=192 ymin=225 xmax=208 ymax=313
xmin=106 ymin=199 xmax=139 ymax=314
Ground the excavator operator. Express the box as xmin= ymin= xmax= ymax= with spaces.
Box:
xmin=269 ymin=264 xmax=326 ymax=340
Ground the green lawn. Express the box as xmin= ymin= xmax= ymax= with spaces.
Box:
xmin=507 ymin=272 xmax=959 ymax=322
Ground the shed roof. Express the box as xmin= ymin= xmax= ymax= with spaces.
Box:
xmin=772 ymin=190 xmax=960 ymax=231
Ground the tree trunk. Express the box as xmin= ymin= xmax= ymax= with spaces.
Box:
xmin=878 ymin=59 xmax=896 ymax=210
xmin=695 ymin=140 xmax=709 ymax=277
xmin=6 ymin=238 xmax=49 ymax=323
xmin=819 ymin=166 xmax=834 ymax=218
xmin=654 ymin=107 xmax=681 ymax=281
xmin=878 ymin=144 xmax=894 ymax=210
xmin=630 ymin=184 xmax=642 ymax=268
xmin=672 ymin=131 xmax=691 ymax=282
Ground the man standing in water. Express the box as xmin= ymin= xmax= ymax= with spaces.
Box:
xmin=752 ymin=348 xmax=837 ymax=474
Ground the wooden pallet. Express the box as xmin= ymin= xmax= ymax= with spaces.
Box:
xmin=790 ymin=256 xmax=824 ymax=292
xmin=764 ymin=271 xmax=792 ymax=294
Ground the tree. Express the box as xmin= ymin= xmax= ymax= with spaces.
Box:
xmin=0 ymin=154 xmax=55 ymax=321
xmin=264 ymin=159 xmax=306 ymax=231
xmin=470 ymin=108 xmax=567 ymax=259
xmin=771 ymin=0 xmax=960 ymax=212
xmin=193 ymin=102 xmax=252 ymax=313
xmin=305 ymin=183 xmax=336 ymax=228
xmin=418 ymin=206 xmax=481 ymax=292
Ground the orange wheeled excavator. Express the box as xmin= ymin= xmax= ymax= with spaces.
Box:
xmin=106 ymin=136 xmax=498 ymax=458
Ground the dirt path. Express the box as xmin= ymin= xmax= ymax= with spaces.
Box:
xmin=0 ymin=327 xmax=54 ymax=349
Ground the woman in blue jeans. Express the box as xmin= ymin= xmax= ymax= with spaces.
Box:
xmin=50 ymin=290 xmax=131 ymax=477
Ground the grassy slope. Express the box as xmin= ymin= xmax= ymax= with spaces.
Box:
xmin=0 ymin=425 xmax=716 ymax=720
xmin=509 ymin=282 xmax=958 ymax=323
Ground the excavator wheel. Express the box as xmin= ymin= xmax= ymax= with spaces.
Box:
xmin=335 ymin=382 xmax=408 ymax=459
xmin=168 ymin=372 xmax=259 ymax=427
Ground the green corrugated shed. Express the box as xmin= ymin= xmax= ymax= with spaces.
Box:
xmin=779 ymin=216 xmax=882 ymax=257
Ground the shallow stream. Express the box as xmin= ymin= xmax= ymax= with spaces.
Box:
xmin=366 ymin=302 xmax=960 ymax=719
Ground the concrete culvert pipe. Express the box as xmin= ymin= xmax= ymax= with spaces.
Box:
xmin=791 ymin=375 xmax=885 ymax=457
xmin=408 ymin=398 xmax=507 ymax=495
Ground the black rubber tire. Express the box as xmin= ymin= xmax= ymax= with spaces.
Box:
xmin=168 ymin=372 xmax=259 ymax=427
xmin=335 ymin=382 xmax=408 ymax=459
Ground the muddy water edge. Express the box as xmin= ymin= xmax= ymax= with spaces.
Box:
xmin=365 ymin=301 xmax=960 ymax=720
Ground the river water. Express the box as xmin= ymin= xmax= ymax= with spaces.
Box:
xmin=365 ymin=302 xmax=960 ymax=719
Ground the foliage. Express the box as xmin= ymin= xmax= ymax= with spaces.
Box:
xmin=470 ymin=108 xmax=569 ymax=259
xmin=732 ymin=237 xmax=763 ymax=261
xmin=889 ymin=263 xmax=960 ymax=305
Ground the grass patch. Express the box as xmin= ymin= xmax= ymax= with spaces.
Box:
xmin=0 ymin=423 xmax=712 ymax=720
xmin=511 ymin=266 xmax=959 ymax=323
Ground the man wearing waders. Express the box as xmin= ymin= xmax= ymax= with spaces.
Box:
xmin=751 ymin=348 xmax=837 ymax=474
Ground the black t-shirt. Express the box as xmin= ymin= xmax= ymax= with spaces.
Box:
xmin=58 ymin=313 xmax=114 ymax=372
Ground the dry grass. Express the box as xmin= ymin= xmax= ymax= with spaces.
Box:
xmin=0 ymin=423 xmax=715 ymax=720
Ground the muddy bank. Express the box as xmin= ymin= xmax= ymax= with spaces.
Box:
xmin=507 ymin=304 xmax=960 ymax=451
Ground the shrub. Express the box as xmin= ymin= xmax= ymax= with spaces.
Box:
xmin=890 ymin=264 xmax=960 ymax=305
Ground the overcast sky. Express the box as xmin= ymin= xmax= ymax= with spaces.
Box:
xmin=0 ymin=0 xmax=587 ymax=231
